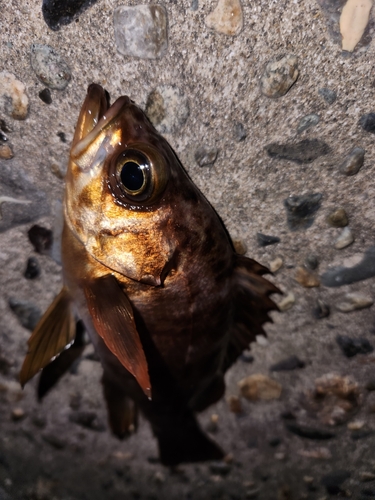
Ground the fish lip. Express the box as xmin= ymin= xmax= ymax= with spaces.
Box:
xmin=71 ymin=94 xmax=133 ymax=161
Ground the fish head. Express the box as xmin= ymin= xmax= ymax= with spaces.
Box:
xmin=65 ymin=84 xmax=195 ymax=285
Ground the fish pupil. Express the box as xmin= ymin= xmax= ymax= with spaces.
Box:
xmin=120 ymin=161 xmax=145 ymax=192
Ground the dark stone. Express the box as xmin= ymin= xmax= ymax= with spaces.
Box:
xmin=351 ymin=429 xmax=375 ymax=440
xmin=359 ymin=113 xmax=375 ymax=133
xmin=270 ymin=355 xmax=305 ymax=371
xmin=194 ymin=146 xmax=218 ymax=167
xmin=69 ymin=411 xmax=105 ymax=431
xmin=234 ymin=122 xmax=247 ymax=142
xmin=57 ymin=131 xmax=67 ymax=143
xmin=321 ymin=247 xmax=375 ymax=287
xmin=42 ymin=432 xmax=66 ymax=449
xmin=28 ymin=225 xmax=53 ymax=254
xmin=284 ymin=193 xmax=323 ymax=231
xmin=265 ymin=139 xmax=330 ymax=164
xmin=268 ymin=437 xmax=282 ymax=447
xmin=339 ymin=147 xmax=365 ymax=176
xmin=0 ymin=161 xmax=49 ymax=233
xmin=280 ymin=411 xmax=296 ymax=420
xmin=209 ymin=462 xmax=231 ymax=476
xmin=191 ymin=0 xmax=199 ymax=10
xmin=285 ymin=422 xmax=336 ymax=439
xmin=321 ymin=470 xmax=350 ymax=495
xmin=240 ymin=352 xmax=254 ymax=363
xmin=8 ymin=298 xmax=41 ymax=331
xmin=336 ymin=335 xmax=373 ymax=358
xmin=318 ymin=87 xmax=337 ymax=104
xmin=312 ymin=299 xmax=330 ymax=319
xmin=257 ymin=232 xmax=280 ymax=247
xmin=297 ymin=114 xmax=320 ymax=134
xmin=305 ymin=254 xmax=319 ymax=270
xmin=366 ymin=380 xmax=375 ymax=391
xmin=38 ymin=88 xmax=52 ymax=104
xmin=42 ymin=0 xmax=98 ymax=30
xmin=24 ymin=257 xmax=40 ymax=279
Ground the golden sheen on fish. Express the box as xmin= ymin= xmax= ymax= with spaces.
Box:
xmin=20 ymin=84 xmax=279 ymax=465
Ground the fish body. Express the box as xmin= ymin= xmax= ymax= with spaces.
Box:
xmin=20 ymin=84 xmax=278 ymax=465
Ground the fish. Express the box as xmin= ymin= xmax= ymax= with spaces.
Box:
xmin=20 ymin=83 xmax=279 ymax=465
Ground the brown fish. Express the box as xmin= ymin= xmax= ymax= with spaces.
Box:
xmin=20 ymin=84 xmax=279 ymax=465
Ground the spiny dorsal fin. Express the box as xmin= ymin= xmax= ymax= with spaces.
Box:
xmin=84 ymin=274 xmax=151 ymax=399
xmin=223 ymin=255 xmax=280 ymax=371
xmin=20 ymin=287 xmax=75 ymax=387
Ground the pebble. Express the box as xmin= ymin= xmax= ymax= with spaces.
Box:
xmin=360 ymin=472 xmax=375 ymax=482
xmin=42 ymin=0 xmax=98 ymax=30
xmin=256 ymin=232 xmax=280 ymax=247
xmin=0 ymin=144 xmax=13 ymax=159
xmin=8 ymin=298 xmax=41 ymax=331
xmin=38 ymin=88 xmax=52 ymax=104
xmin=30 ymin=44 xmax=71 ymax=90
xmin=27 ymin=225 xmax=53 ymax=254
xmin=304 ymin=254 xmax=319 ymax=270
xmin=336 ymin=334 xmax=373 ymax=357
xmin=0 ymin=162 xmax=49 ymax=233
xmin=238 ymin=374 xmax=282 ymax=401
xmin=359 ymin=113 xmax=375 ymax=133
xmin=205 ymin=0 xmax=243 ymax=36
xmin=334 ymin=226 xmax=354 ymax=249
xmin=270 ymin=355 xmax=305 ymax=371
xmin=69 ymin=410 xmax=105 ymax=431
xmin=42 ymin=432 xmax=66 ymax=449
xmin=340 ymin=0 xmax=372 ymax=51
xmin=269 ymin=257 xmax=283 ymax=273
xmin=0 ymin=72 xmax=29 ymax=119
xmin=295 ymin=266 xmax=320 ymax=287
xmin=266 ymin=139 xmax=330 ymax=164
xmin=209 ymin=461 xmax=232 ymax=476
xmin=278 ymin=292 xmax=295 ymax=311
xmin=335 ymin=293 xmax=373 ymax=312
xmin=195 ymin=145 xmax=218 ymax=167
xmin=347 ymin=420 xmax=365 ymax=431
xmin=339 ymin=147 xmax=365 ymax=175
xmin=312 ymin=299 xmax=330 ymax=319
xmin=318 ymin=87 xmax=337 ymax=105
xmin=321 ymin=246 xmax=375 ymax=286
xmin=227 ymin=395 xmax=242 ymax=413
xmin=11 ymin=407 xmax=25 ymax=421
xmin=145 ymin=85 xmax=190 ymax=134
xmin=260 ymin=54 xmax=299 ymax=98
xmin=327 ymin=208 xmax=348 ymax=227
xmin=284 ymin=193 xmax=323 ymax=231
xmin=240 ymin=350 xmax=254 ymax=363
xmin=233 ymin=121 xmax=247 ymax=142
xmin=285 ymin=422 xmax=336 ymax=440
xmin=232 ymin=238 xmax=247 ymax=255
xmin=245 ymin=488 xmax=260 ymax=499
xmin=297 ymin=114 xmax=320 ymax=134
xmin=24 ymin=257 xmax=41 ymax=279
xmin=113 ymin=5 xmax=168 ymax=59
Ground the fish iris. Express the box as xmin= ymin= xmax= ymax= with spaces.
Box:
xmin=120 ymin=161 xmax=145 ymax=192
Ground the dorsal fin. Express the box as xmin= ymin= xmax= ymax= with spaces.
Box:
xmin=20 ymin=287 xmax=75 ymax=387
xmin=223 ymin=255 xmax=280 ymax=372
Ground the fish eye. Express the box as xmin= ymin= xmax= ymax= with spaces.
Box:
xmin=117 ymin=152 xmax=149 ymax=197
xmin=108 ymin=144 xmax=169 ymax=207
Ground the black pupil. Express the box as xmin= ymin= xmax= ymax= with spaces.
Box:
xmin=120 ymin=161 xmax=145 ymax=192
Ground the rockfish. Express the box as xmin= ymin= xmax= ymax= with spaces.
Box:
xmin=20 ymin=84 xmax=278 ymax=465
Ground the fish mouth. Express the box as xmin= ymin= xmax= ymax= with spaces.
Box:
xmin=71 ymin=84 xmax=133 ymax=162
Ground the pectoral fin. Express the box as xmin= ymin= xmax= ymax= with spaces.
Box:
xmin=84 ymin=275 xmax=151 ymax=398
xmin=20 ymin=287 xmax=75 ymax=387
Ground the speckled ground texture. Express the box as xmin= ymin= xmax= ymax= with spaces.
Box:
xmin=2 ymin=0 xmax=375 ymax=499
